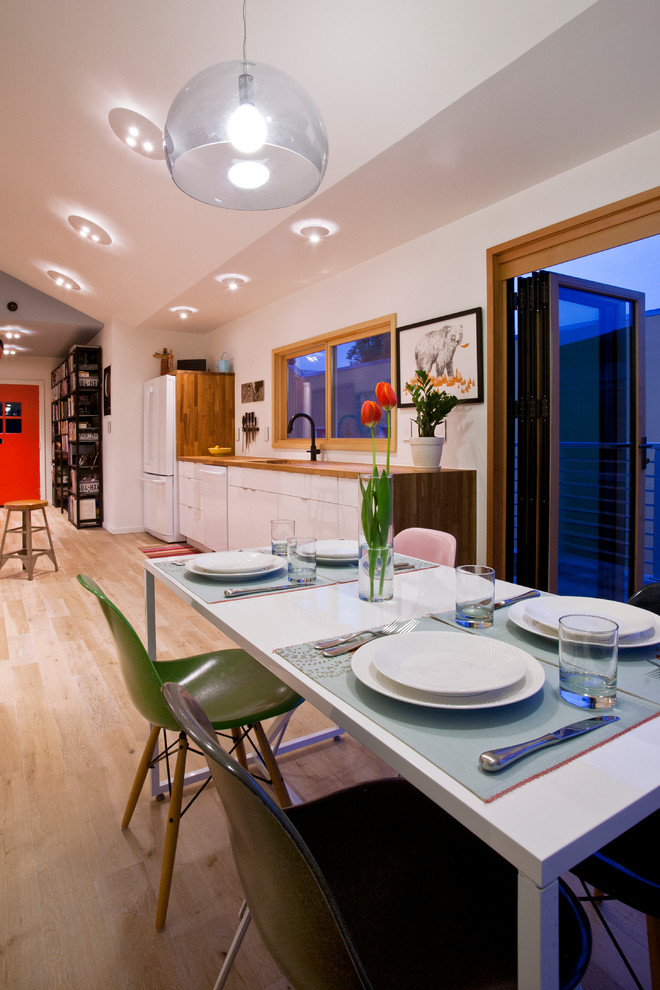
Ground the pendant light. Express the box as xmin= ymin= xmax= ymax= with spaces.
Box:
xmin=163 ymin=0 xmax=328 ymax=211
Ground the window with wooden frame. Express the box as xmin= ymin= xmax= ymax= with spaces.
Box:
xmin=272 ymin=313 xmax=397 ymax=454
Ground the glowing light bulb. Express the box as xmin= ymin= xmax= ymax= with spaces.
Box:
xmin=228 ymin=161 xmax=269 ymax=190
xmin=227 ymin=101 xmax=267 ymax=153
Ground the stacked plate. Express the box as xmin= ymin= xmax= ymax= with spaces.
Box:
xmin=184 ymin=551 xmax=285 ymax=581
xmin=315 ymin=539 xmax=359 ymax=564
xmin=508 ymin=595 xmax=660 ymax=647
xmin=352 ymin=631 xmax=544 ymax=709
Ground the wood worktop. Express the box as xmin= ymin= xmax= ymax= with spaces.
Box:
xmin=178 ymin=454 xmax=470 ymax=479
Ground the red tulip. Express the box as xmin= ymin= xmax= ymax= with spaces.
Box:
xmin=361 ymin=400 xmax=382 ymax=429
xmin=375 ymin=381 xmax=397 ymax=410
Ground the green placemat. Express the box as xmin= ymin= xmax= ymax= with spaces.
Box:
xmin=275 ymin=616 xmax=660 ymax=802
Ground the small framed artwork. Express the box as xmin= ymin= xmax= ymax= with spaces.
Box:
xmin=396 ymin=307 xmax=483 ymax=405
xmin=103 ymin=366 xmax=111 ymax=416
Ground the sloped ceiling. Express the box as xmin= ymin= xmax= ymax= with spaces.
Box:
xmin=2 ymin=0 xmax=660 ymax=358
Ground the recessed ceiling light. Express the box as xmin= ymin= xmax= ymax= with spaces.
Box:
xmin=46 ymin=269 xmax=81 ymax=291
xmin=169 ymin=306 xmax=198 ymax=320
xmin=68 ymin=215 xmax=112 ymax=245
xmin=299 ymin=225 xmax=330 ymax=242
xmin=108 ymin=108 xmax=165 ymax=161
xmin=292 ymin=219 xmax=338 ymax=242
xmin=215 ymin=273 xmax=249 ymax=290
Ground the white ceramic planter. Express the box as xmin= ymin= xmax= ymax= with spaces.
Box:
xmin=410 ymin=436 xmax=445 ymax=470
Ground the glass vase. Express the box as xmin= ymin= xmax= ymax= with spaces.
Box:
xmin=358 ymin=473 xmax=394 ymax=602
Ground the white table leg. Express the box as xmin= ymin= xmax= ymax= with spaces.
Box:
xmin=518 ymin=872 xmax=560 ymax=989
xmin=145 ymin=570 xmax=157 ymax=661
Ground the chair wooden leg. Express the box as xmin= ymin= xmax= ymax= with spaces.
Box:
xmin=252 ymin=720 xmax=291 ymax=808
xmin=647 ymin=915 xmax=660 ymax=990
xmin=122 ymin=723 xmax=162 ymax=828
xmin=155 ymin=731 xmax=188 ymax=931
xmin=230 ymin=726 xmax=249 ymax=771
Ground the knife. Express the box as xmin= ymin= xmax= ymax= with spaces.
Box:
xmin=224 ymin=583 xmax=293 ymax=598
xmin=494 ymin=589 xmax=540 ymax=609
xmin=478 ymin=714 xmax=619 ymax=772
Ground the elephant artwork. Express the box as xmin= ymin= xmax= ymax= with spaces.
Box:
xmin=414 ymin=323 xmax=463 ymax=378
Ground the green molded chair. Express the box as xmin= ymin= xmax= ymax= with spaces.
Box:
xmin=162 ymin=682 xmax=592 ymax=990
xmin=77 ymin=573 xmax=302 ymax=930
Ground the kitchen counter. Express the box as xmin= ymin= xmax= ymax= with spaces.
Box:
xmin=178 ymin=454 xmax=464 ymax=478
xmin=177 ymin=455 xmax=477 ymax=561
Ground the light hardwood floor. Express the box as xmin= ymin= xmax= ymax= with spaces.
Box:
xmin=0 ymin=506 xmax=654 ymax=989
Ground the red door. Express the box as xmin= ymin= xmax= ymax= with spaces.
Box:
xmin=0 ymin=384 xmax=41 ymax=504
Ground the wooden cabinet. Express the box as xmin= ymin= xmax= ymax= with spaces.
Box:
xmin=176 ymin=371 xmax=235 ymax=457
xmin=51 ymin=345 xmax=103 ymax=528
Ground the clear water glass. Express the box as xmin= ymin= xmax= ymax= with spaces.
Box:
xmin=287 ymin=536 xmax=316 ymax=584
xmin=271 ymin=518 xmax=295 ymax=556
xmin=559 ymin=614 xmax=619 ymax=709
xmin=455 ymin=564 xmax=495 ymax=628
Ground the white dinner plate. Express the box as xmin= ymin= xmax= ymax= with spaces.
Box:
xmin=315 ymin=539 xmax=359 ymax=563
xmin=371 ymin=631 xmax=527 ymax=696
xmin=508 ymin=600 xmax=660 ymax=648
xmin=352 ymin=635 xmax=545 ymax=709
xmin=525 ymin=596 xmax=654 ymax=638
xmin=185 ymin=552 xmax=285 ymax=579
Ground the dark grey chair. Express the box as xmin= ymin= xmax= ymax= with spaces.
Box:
xmin=569 ymin=583 xmax=660 ymax=989
xmin=162 ymin=682 xmax=592 ymax=990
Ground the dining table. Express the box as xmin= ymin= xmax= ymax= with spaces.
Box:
xmin=142 ymin=548 xmax=660 ymax=989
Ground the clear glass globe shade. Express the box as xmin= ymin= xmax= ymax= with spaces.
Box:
xmin=227 ymin=102 xmax=267 ymax=154
xmin=164 ymin=59 xmax=328 ymax=210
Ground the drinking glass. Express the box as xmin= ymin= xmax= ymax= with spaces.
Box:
xmin=271 ymin=519 xmax=295 ymax=556
xmin=287 ymin=536 xmax=317 ymax=584
xmin=455 ymin=564 xmax=495 ymax=628
xmin=559 ymin=614 xmax=619 ymax=709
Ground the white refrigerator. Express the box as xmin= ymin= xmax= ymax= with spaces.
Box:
xmin=142 ymin=375 xmax=182 ymax=542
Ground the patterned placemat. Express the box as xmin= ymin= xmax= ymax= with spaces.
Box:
xmin=275 ymin=616 xmax=660 ymax=802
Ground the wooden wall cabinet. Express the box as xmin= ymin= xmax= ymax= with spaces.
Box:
xmin=176 ymin=371 xmax=235 ymax=457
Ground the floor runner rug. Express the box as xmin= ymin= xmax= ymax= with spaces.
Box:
xmin=138 ymin=543 xmax=201 ymax=558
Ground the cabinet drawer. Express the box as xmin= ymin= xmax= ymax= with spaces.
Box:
xmin=227 ymin=466 xmax=279 ymax=493
xmin=277 ymin=494 xmax=338 ymax=540
xmin=278 ymin=471 xmax=338 ymax=504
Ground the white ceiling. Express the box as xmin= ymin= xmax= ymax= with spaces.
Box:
xmin=3 ymin=0 xmax=660 ymax=358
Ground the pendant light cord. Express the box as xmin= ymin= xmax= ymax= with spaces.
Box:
xmin=242 ymin=0 xmax=248 ymax=61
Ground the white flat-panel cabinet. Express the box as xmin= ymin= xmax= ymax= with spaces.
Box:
xmin=179 ymin=461 xmax=229 ymax=550
xmin=198 ymin=464 xmax=228 ymax=551
xmin=227 ymin=467 xmax=278 ymax=549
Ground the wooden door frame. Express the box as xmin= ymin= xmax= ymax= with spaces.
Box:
xmin=487 ymin=185 xmax=660 ymax=575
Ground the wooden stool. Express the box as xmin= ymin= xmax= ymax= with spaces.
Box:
xmin=0 ymin=500 xmax=59 ymax=580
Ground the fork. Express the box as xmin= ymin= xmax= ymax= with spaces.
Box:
xmin=321 ymin=618 xmax=418 ymax=657
xmin=314 ymin=618 xmax=408 ymax=651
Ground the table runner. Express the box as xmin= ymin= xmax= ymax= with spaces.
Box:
xmin=275 ymin=616 xmax=660 ymax=802
xmin=152 ymin=552 xmax=434 ymax=604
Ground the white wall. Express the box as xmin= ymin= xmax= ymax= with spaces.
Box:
xmin=201 ymin=126 xmax=660 ymax=558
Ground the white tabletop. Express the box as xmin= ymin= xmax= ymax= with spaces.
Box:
xmin=143 ymin=557 xmax=660 ymax=988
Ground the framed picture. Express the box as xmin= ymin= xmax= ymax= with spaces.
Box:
xmin=396 ymin=308 xmax=483 ymax=405
xmin=103 ymin=366 xmax=111 ymax=416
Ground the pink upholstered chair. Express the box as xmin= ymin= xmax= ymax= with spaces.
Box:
xmin=393 ymin=527 xmax=456 ymax=566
